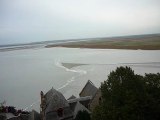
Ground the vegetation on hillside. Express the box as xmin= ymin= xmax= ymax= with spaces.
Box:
xmin=75 ymin=110 xmax=91 ymax=120
xmin=92 ymin=66 xmax=160 ymax=120
xmin=46 ymin=34 xmax=160 ymax=50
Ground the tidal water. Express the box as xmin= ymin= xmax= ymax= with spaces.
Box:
xmin=0 ymin=47 xmax=160 ymax=111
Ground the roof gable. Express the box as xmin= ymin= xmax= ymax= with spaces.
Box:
xmin=44 ymin=88 xmax=69 ymax=113
xmin=67 ymin=95 xmax=76 ymax=100
xmin=79 ymin=80 xmax=98 ymax=97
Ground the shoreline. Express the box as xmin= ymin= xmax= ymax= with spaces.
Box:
xmin=1 ymin=34 xmax=160 ymax=51
xmin=45 ymin=34 xmax=160 ymax=50
xmin=45 ymin=44 xmax=160 ymax=50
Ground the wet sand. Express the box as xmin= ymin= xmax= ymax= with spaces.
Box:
xmin=61 ymin=63 xmax=87 ymax=69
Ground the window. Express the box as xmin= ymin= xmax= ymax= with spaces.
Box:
xmin=57 ymin=108 xmax=63 ymax=117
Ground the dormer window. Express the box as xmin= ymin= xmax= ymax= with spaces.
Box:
xmin=57 ymin=108 xmax=63 ymax=117
xmin=99 ymin=97 xmax=102 ymax=104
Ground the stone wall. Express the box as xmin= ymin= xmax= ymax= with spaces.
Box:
xmin=89 ymin=90 xmax=101 ymax=111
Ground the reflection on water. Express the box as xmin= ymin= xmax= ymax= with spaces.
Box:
xmin=0 ymin=47 xmax=160 ymax=111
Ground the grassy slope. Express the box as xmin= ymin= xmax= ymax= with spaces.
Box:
xmin=46 ymin=34 xmax=160 ymax=50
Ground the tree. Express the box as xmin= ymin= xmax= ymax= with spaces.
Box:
xmin=92 ymin=66 xmax=160 ymax=120
xmin=75 ymin=110 xmax=91 ymax=120
xmin=143 ymin=73 xmax=160 ymax=120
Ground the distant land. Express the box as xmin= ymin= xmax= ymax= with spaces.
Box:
xmin=0 ymin=33 xmax=160 ymax=51
xmin=46 ymin=33 xmax=160 ymax=50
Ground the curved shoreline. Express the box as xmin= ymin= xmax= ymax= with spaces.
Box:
xmin=46 ymin=44 xmax=160 ymax=50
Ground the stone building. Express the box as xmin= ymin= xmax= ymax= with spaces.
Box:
xmin=67 ymin=96 xmax=91 ymax=119
xmin=79 ymin=80 xmax=102 ymax=111
xmin=40 ymin=88 xmax=73 ymax=120
xmin=79 ymin=80 xmax=98 ymax=98
xmin=0 ymin=113 xmax=16 ymax=120
xmin=0 ymin=110 xmax=39 ymax=120
xmin=40 ymin=85 xmax=95 ymax=120
xmin=1 ymin=80 xmax=101 ymax=120
xmin=89 ymin=89 xmax=102 ymax=111
xmin=0 ymin=80 xmax=100 ymax=120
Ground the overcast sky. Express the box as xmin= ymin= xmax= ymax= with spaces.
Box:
xmin=0 ymin=0 xmax=160 ymax=45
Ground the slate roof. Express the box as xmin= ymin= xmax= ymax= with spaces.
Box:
xmin=67 ymin=95 xmax=76 ymax=100
xmin=44 ymin=87 xmax=69 ymax=113
xmin=71 ymin=102 xmax=91 ymax=119
xmin=68 ymin=96 xmax=92 ymax=104
xmin=44 ymin=88 xmax=73 ymax=120
xmin=79 ymin=80 xmax=98 ymax=97
xmin=42 ymin=81 xmax=97 ymax=120
xmin=68 ymin=96 xmax=91 ymax=118
xmin=0 ymin=113 xmax=16 ymax=120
